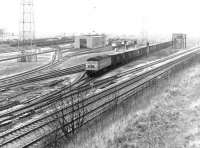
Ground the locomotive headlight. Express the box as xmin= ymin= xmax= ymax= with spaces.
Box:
xmin=86 ymin=61 xmax=99 ymax=71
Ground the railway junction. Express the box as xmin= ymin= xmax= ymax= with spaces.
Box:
xmin=0 ymin=32 xmax=200 ymax=148
xmin=0 ymin=0 xmax=200 ymax=147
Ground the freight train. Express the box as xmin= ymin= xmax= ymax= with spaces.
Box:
xmin=85 ymin=41 xmax=172 ymax=76
xmin=9 ymin=37 xmax=74 ymax=47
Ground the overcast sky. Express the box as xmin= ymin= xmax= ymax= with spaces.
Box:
xmin=0 ymin=0 xmax=200 ymax=38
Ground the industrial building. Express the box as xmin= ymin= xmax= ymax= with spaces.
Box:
xmin=172 ymin=33 xmax=186 ymax=49
xmin=74 ymin=35 xmax=106 ymax=49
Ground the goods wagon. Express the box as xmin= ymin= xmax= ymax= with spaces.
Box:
xmin=149 ymin=41 xmax=172 ymax=52
xmin=9 ymin=37 xmax=74 ymax=47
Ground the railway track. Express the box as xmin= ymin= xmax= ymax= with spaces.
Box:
xmin=0 ymin=46 xmax=200 ymax=148
xmin=0 ymin=53 xmax=86 ymax=112
xmin=0 ymin=64 xmax=85 ymax=112
xmin=0 ymin=53 xmax=58 ymax=89
xmin=0 ymin=46 xmax=198 ymax=123
xmin=0 ymin=72 xmax=88 ymax=118
xmin=0 ymin=48 xmax=112 ymax=90
xmin=0 ymin=73 xmax=91 ymax=147
xmin=0 ymin=46 xmax=198 ymax=122
xmin=0 ymin=48 xmax=83 ymax=86
xmin=0 ymin=64 xmax=85 ymax=89
xmin=0 ymin=48 xmax=117 ymax=120
xmin=0 ymin=42 xmax=167 ymax=88
xmin=25 ymin=46 xmax=200 ymax=148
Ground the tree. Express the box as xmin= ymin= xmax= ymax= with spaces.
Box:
xmin=44 ymin=84 xmax=87 ymax=148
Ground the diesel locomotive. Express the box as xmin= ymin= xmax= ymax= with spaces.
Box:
xmin=85 ymin=41 xmax=172 ymax=76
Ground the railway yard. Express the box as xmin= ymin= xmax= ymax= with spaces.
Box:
xmin=0 ymin=34 xmax=200 ymax=148
xmin=0 ymin=0 xmax=200 ymax=147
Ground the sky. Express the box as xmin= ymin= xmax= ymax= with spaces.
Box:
xmin=0 ymin=0 xmax=200 ymax=39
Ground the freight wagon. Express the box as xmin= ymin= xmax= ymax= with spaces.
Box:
xmin=86 ymin=41 xmax=172 ymax=76
xmin=9 ymin=37 xmax=74 ymax=47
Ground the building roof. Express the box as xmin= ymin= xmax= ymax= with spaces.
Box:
xmin=79 ymin=34 xmax=105 ymax=38
xmin=87 ymin=55 xmax=110 ymax=61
